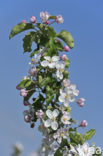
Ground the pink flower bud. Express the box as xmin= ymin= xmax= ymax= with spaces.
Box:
xmin=60 ymin=54 xmax=68 ymax=61
xmin=21 ymin=20 xmax=27 ymax=23
xmin=77 ymin=98 xmax=85 ymax=107
xmin=63 ymin=79 xmax=70 ymax=87
xmin=30 ymin=16 xmax=36 ymax=23
xmin=64 ymin=45 xmax=70 ymax=52
xmin=36 ymin=110 xmax=44 ymax=118
xmin=29 ymin=67 xmax=37 ymax=76
xmin=56 ymin=15 xmax=64 ymax=23
xmin=23 ymin=100 xmax=30 ymax=106
xmin=80 ymin=120 xmax=88 ymax=127
xmin=24 ymin=115 xmax=31 ymax=123
xmin=20 ymin=89 xmax=27 ymax=97
xmin=45 ymin=20 xmax=50 ymax=24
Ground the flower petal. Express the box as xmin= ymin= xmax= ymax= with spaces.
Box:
xmin=44 ymin=119 xmax=52 ymax=127
xmin=44 ymin=56 xmax=50 ymax=61
xmin=52 ymin=56 xmax=60 ymax=62
xmin=41 ymin=60 xmax=49 ymax=67
xmin=51 ymin=121 xmax=58 ymax=130
xmin=46 ymin=110 xmax=53 ymax=119
xmin=53 ymin=109 xmax=59 ymax=118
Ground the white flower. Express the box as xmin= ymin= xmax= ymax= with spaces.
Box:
xmin=40 ymin=11 xmax=50 ymax=22
xmin=66 ymin=84 xmax=79 ymax=97
xmin=44 ymin=109 xmax=59 ymax=130
xmin=14 ymin=142 xmax=24 ymax=152
xmin=30 ymin=54 xmax=41 ymax=64
xmin=76 ymin=143 xmax=95 ymax=156
xmin=63 ymin=79 xmax=70 ymax=87
xmin=41 ymin=56 xmax=60 ymax=68
xmin=56 ymin=15 xmax=64 ymax=23
xmin=53 ymin=128 xmax=69 ymax=144
xmin=59 ymin=84 xmax=79 ymax=107
xmin=59 ymin=89 xmax=74 ymax=107
xmin=56 ymin=62 xmax=65 ymax=79
xmin=61 ymin=114 xmax=71 ymax=125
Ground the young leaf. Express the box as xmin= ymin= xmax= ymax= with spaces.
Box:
xmin=18 ymin=79 xmax=32 ymax=88
xmin=84 ymin=129 xmax=96 ymax=141
xmin=70 ymin=132 xmax=85 ymax=145
xmin=23 ymin=32 xmax=35 ymax=52
xmin=57 ymin=30 xmax=74 ymax=49
xmin=9 ymin=23 xmax=34 ymax=39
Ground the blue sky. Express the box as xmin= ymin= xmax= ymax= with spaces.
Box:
xmin=0 ymin=0 xmax=103 ymax=155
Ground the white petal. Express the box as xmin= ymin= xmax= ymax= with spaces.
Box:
xmin=46 ymin=110 xmax=53 ymax=119
xmin=44 ymin=119 xmax=52 ymax=127
xmin=53 ymin=109 xmax=59 ymax=118
xmin=41 ymin=60 xmax=49 ymax=67
xmin=56 ymin=70 xmax=63 ymax=79
xmin=48 ymin=62 xmax=55 ymax=68
xmin=51 ymin=121 xmax=58 ymax=130
xmin=59 ymin=95 xmax=65 ymax=103
xmin=52 ymin=56 xmax=60 ymax=62
xmin=44 ymin=56 xmax=50 ymax=61
xmin=64 ymin=101 xmax=69 ymax=107
xmin=70 ymin=84 xmax=76 ymax=90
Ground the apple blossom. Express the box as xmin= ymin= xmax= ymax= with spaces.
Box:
xmin=29 ymin=67 xmax=37 ymax=76
xmin=56 ymin=15 xmax=64 ymax=23
xmin=61 ymin=114 xmax=71 ymax=125
xmin=80 ymin=120 xmax=88 ymax=127
xmin=30 ymin=16 xmax=36 ymax=23
xmin=56 ymin=62 xmax=65 ymax=79
xmin=60 ymin=54 xmax=68 ymax=61
xmin=76 ymin=143 xmax=95 ymax=156
xmin=53 ymin=128 xmax=69 ymax=144
xmin=77 ymin=98 xmax=85 ymax=107
xmin=20 ymin=89 xmax=27 ymax=97
xmin=64 ymin=45 xmax=70 ymax=52
xmin=41 ymin=56 xmax=60 ymax=68
xmin=40 ymin=11 xmax=50 ymax=23
xmin=63 ymin=79 xmax=70 ymax=87
xmin=14 ymin=142 xmax=24 ymax=152
xmin=36 ymin=110 xmax=44 ymax=118
xmin=24 ymin=115 xmax=31 ymax=123
xmin=44 ymin=109 xmax=59 ymax=130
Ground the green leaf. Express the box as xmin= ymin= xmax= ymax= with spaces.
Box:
xmin=70 ymin=132 xmax=85 ymax=145
xmin=54 ymin=149 xmax=62 ymax=156
xmin=84 ymin=129 xmax=95 ymax=141
xmin=23 ymin=32 xmax=35 ymax=52
xmin=63 ymin=71 xmax=69 ymax=79
xmin=65 ymin=59 xmax=70 ymax=68
xmin=40 ymin=77 xmax=51 ymax=86
xmin=9 ymin=23 xmax=34 ymax=39
xmin=46 ymin=94 xmax=54 ymax=105
xmin=57 ymin=30 xmax=74 ymax=49
xmin=38 ymin=75 xmax=43 ymax=83
xmin=49 ymin=16 xmax=56 ymax=20
xmin=24 ymin=84 xmax=35 ymax=101
xmin=18 ymin=79 xmax=32 ymax=88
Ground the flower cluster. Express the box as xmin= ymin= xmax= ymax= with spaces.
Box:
xmin=10 ymin=11 xmax=102 ymax=156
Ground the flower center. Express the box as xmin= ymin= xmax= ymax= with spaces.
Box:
xmin=63 ymin=117 xmax=67 ymax=122
xmin=60 ymin=132 xmax=64 ymax=137
xmin=65 ymin=94 xmax=70 ymax=99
